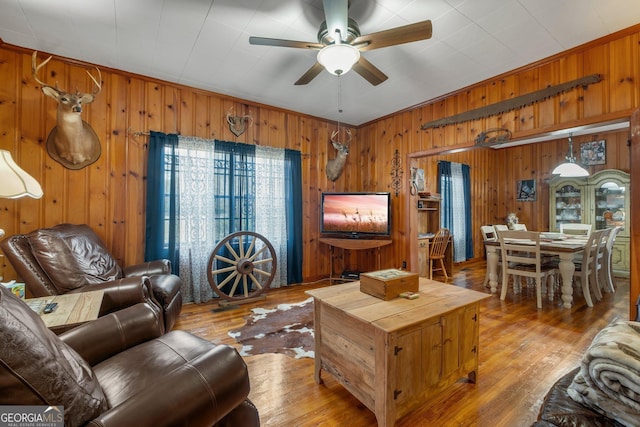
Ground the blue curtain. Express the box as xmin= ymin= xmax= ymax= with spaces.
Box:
xmin=285 ymin=149 xmax=303 ymax=283
xmin=145 ymin=131 xmax=179 ymax=273
xmin=462 ymin=164 xmax=473 ymax=260
xmin=437 ymin=160 xmax=473 ymax=261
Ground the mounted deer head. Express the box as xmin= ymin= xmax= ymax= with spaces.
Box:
xmin=325 ymin=129 xmax=352 ymax=182
xmin=226 ymin=107 xmax=253 ymax=137
xmin=32 ymin=51 xmax=102 ymax=170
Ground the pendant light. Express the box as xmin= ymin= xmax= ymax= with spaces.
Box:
xmin=551 ymin=134 xmax=589 ymax=177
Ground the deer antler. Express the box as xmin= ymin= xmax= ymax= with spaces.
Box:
xmin=330 ymin=128 xmax=352 ymax=145
xmin=33 ymin=51 xmax=101 ymax=95
xmin=31 ymin=51 xmax=54 ymax=88
xmin=87 ymin=67 xmax=102 ymax=95
xmin=226 ymin=107 xmax=253 ymax=125
xmin=226 ymin=107 xmax=236 ymax=126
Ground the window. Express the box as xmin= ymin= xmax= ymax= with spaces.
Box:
xmin=146 ymin=132 xmax=302 ymax=303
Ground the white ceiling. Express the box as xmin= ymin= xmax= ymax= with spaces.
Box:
xmin=1 ymin=0 xmax=640 ymax=126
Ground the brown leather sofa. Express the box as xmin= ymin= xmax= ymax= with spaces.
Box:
xmin=0 ymin=223 xmax=182 ymax=330
xmin=0 ymin=284 xmax=259 ymax=427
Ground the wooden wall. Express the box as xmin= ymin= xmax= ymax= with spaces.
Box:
xmin=354 ymin=26 xmax=638 ymax=275
xmin=0 ymin=43 xmax=347 ymax=283
xmin=0 ymin=23 xmax=638 ymax=287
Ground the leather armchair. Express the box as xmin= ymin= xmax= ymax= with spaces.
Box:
xmin=0 ymin=285 xmax=259 ymax=427
xmin=0 ymin=223 xmax=182 ymax=330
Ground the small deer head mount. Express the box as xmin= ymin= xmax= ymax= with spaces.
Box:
xmin=226 ymin=107 xmax=253 ymax=137
xmin=325 ymin=128 xmax=352 ymax=182
xmin=32 ymin=51 xmax=102 ymax=170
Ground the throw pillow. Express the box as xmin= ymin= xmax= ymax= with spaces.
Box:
xmin=27 ymin=223 xmax=123 ymax=294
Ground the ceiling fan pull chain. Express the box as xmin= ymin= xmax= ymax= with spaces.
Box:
xmin=337 ymin=75 xmax=342 ymax=139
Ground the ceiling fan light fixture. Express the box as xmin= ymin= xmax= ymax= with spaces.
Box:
xmin=317 ymin=43 xmax=360 ymax=76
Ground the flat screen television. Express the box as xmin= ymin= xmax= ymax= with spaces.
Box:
xmin=320 ymin=192 xmax=391 ymax=238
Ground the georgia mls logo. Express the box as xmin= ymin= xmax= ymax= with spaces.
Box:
xmin=0 ymin=405 xmax=64 ymax=427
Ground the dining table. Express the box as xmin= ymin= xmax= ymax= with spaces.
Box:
xmin=484 ymin=235 xmax=588 ymax=308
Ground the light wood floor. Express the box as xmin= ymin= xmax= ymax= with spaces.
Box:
xmin=174 ymin=264 xmax=630 ymax=427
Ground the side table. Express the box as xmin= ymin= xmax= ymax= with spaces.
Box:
xmin=26 ymin=290 xmax=104 ymax=333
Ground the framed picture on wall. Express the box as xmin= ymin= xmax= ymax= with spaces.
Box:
xmin=516 ymin=179 xmax=536 ymax=202
xmin=580 ymin=139 xmax=606 ymax=165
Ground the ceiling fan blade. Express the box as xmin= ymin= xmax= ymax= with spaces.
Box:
xmin=352 ymin=56 xmax=388 ymax=86
xmin=249 ymin=36 xmax=323 ymax=50
xmin=323 ymin=0 xmax=348 ymax=42
xmin=353 ymin=20 xmax=433 ymax=52
xmin=295 ymin=62 xmax=325 ymax=85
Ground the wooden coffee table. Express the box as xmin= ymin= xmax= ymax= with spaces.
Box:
xmin=26 ymin=290 xmax=104 ymax=332
xmin=307 ymin=278 xmax=490 ymax=427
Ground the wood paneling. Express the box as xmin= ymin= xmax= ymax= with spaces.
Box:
xmin=0 ymin=45 xmax=337 ymax=283
xmin=357 ymin=28 xmax=639 ymax=280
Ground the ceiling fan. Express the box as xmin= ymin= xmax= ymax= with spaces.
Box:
xmin=249 ymin=0 xmax=433 ymax=86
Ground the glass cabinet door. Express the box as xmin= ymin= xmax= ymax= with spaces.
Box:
xmin=594 ymin=181 xmax=626 ymax=232
xmin=554 ymin=184 xmax=583 ymax=227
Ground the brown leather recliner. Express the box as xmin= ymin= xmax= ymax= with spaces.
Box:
xmin=0 ymin=285 xmax=260 ymax=427
xmin=0 ymin=223 xmax=183 ymax=331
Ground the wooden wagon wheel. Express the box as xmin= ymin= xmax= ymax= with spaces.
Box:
xmin=207 ymin=231 xmax=277 ymax=302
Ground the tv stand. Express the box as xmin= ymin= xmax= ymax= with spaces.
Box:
xmin=320 ymin=238 xmax=392 ymax=284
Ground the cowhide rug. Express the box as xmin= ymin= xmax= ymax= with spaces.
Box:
xmin=228 ymin=297 xmax=315 ymax=359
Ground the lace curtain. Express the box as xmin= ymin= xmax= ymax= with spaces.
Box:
xmin=175 ymin=136 xmax=218 ymax=303
xmin=255 ymin=146 xmax=287 ymax=288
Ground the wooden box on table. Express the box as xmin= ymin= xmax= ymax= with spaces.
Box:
xmin=359 ymin=269 xmax=419 ymax=300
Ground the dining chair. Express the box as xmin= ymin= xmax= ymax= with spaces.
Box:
xmin=559 ymin=223 xmax=592 ymax=236
xmin=497 ymin=230 xmax=557 ymax=309
xmin=481 ymin=225 xmax=497 ymax=241
xmin=599 ymin=226 xmax=622 ymax=293
xmin=512 ymin=224 xmax=527 ymax=231
xmin=481 ymin=226 xmax=500 ymax=288
xmin=571 ymin=229 xmax=605 ymax=308
xmin=429 ymin=228 xmax=451 ymax=281
xmin=592 ymin=228 xmax=612 ymax=300
xmin=494 ymin=224 xmax=509 ymax=232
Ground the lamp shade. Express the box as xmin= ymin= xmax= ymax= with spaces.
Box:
xmin=0 ymin=150 xmax=43 ymax=199
xmin=551 ymin=161 xmax=590 ymax=177
xmin=317 ymin=44 xmax=360 ymax=76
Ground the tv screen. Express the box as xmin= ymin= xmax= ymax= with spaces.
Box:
xmin=321 ymin=192 xmax=391 ymax=237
